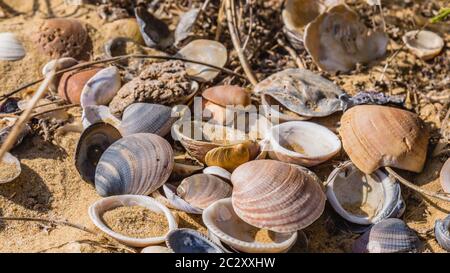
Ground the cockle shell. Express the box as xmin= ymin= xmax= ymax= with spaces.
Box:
xmin=119 ymin=103 xmax=177 ymax=137
xmin=0 ymin=152 xmax=21 ymax=184
xmin=339 ymin=105 xmax=429 ymax=174
xmin=0 ymin=32 xmax=26 ymax=61
xmin=203 ymin=166 xmax=232 ymax=181
xmin=304 ymin=4 xmax=389 ymax=73
xmin=176 ymin=39 xmax=227 ymax=82
xmin=75 ymin=122 xmax=122 ymax=183
xmin=435 ymin=214 xmax=450 ymax=252
xmin=95 ymin=133 xmax=174 ymax=197
xmin=135 ymin=6 xmax=173 ymax=49
xmin=441 ymin=158 xmax=450 ymax=194
xmin=88 ymin=195 xmax=178 ymax=247
xmin=166 ymin=228 xmax=224 ymax=253
xmin=265 ymin=121 xmax=341 ymax=167
xmin=203 ymin=198 xmax=298 ymax=253
xmin=254 ymin=69 xmax=344 ymax=121
xmin=58 ymin=67 xmax=103 ymax=104
xmin=42 ymin=58 xmax=79 ymax=92
xmin=82 ymin=105 xmax=121 ymax=129
xmin=402 ymin=30 xmax=444 ymax=61
xmin=205 ymin=141 xmax=259 ymax=172
xmin=231 ymin=160 xmax=326 ymax=232
xmin=80 ymin=67 xmax=121 ymax=108
xmin=326 ymin=161 xmax=405 ymax=226
xmin=352 ymin=219 xmax=422 ymax=253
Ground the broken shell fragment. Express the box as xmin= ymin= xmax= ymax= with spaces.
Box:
xmin=440 ymin=158 xmax=450 ymax=194
xmin=205 ymin=141 xmax=259 ymax=172
xmin=0 ymin=152 xmax=21 ymax=184
xmin=135 ymin=6 xmax=173 ymax=49
xmin=81 ymin=105 xmax=121 ymax=129
xmin=42 ymin=58 xmax=79 ymax=92
xmin=0 ymin=32 xmax=26 ymax=61
xmin=80 ymin=66 xmax=121 ymax=108
xmin=203 ymin=166 xmax=232 ymax=181
xmin=58 ymin=67 xmax=103 ymax=104
xmin=166 ymin=228 xmax=224 ymax=253
xmin=435 ymin=214 xmax=450 ymax=252
xmin=402 ymin=30 xmax=444 ymax=60
xmin=174 ymin=8 xmax=200 ymax=46
xmin=339 ymin=105 xmax=429 ymax=174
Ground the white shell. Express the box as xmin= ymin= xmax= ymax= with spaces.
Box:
xmin=0 ymin=33 xmax=26 ymax=61
xmin=42 ymin=57 xmax=79 ymax=76
xmin=141 ymin=246 xmax=172 ymax=253
xmin=88 ymin=195 xmax=178 ymax=247
xmin=402 ymin=30 xmax=444 ymax=60
xmin=80 ymin=67 xmax=121 ymax=108
xmin=82 ymin=105 xmax=121 ymax=129
xmin=163 ymin=184 xmax=203 ymax=214
xmin=203 ymin=166 xmax=232 ymax=181
xmin=0 ymin=152 xmax=21 ymax=184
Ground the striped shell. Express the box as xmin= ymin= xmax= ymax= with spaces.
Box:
xmin=352 ymin=218 xmax=422 ymax=253
xmin=203 ymin=166 xmax=231 ymax=181
xmin=339 ymin=105 xmax=429 ymax=174
xmin=440 ymin=158 xmax=450 ymax=194
xmin=205 ymin=141 xmax=259 ymax=172
xmin=231 ymin=160 xmax=326 ymax=232
xmin=80 ymin=67 xmax=121 ymax=108
xmin=95 ymin=133 xmax=174 ymax=197
xmin=435 ymin=214 xmax=450 ymax=252
xmin=166 ymin=228 xmax=224 ymax=253
xmin=0 ymin=32 xmax=26 ymax=61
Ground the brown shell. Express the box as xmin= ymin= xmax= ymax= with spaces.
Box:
xmin=35 ymin=19 xmax=88 ymax=59
xmin=205 ymin=141 xmax=259 ymax=172
xmin=202 ymin=85 xmax=251 ymax=107
xmin=58 ymin=67 xmax=103 ymax=104
xmin=339 ymin=105 xmax=429 ymax=174
xmin=231 ymin=160 xmax=326 ymax=232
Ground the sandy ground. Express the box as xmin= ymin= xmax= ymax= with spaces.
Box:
xmin=0 ymin=0 xmax=448 ymax=253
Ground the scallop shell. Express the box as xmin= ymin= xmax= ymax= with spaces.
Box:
xmin=141 ymin=246 xmax=172 ymax=253
xmin=0 ymin=32 xmax=26 ymax=61
xmin=254 ymin=69 xmax=344 ymax=120
xmin=352 ymin=219 xmax=422 ymax=253
xmin=339 ymin=105 xmax=429 ymax=174
xmin=231 ymin=160 xmax=326 ymax=232
xmin=402 ymin=30 xmax=444 ymax=60
xmin=42 ymin=58 xmax=79 ymax=92
xmin=135 ymin=6 xmax=173 ymax=49
xmin=176 ymin=39 xmax=227 ymax=82
xmin=440 ymin=158 xmax=450 ymax=194
xmin=266 ymin=121 xmax=341 ymax=167
xmin=81 ymin=105 xmax=121 ymax=130
xmin=205 ymin=141 xmax=259 ymax=172
xmin=435 ymin=214 xmax=450 ymax=252
xmin=75 ymin=122 xmax=122 ymax=183
xmin=80 ymin=67 xmax=121 ymax=108
xmin=203 ymin=198 xmax=298 ymax=253
xmin=0 ymin=152 xmax=21 ymax=184
xmin=58 ymin=67 xmax=103 ymax=104
xmin=95 ymin=133 xmax=174 ymax=197
xmin=304 ymin=4 xmax=389 ymax=73
xmin=326 ymin=161 xmax=405 ymax=225
xmin=203 ymin=166 xmax=232 ymax=181
xmin=166 ymin=228 xmax=224 ymax=253
xmin=119 ymin=103 xmax=176 ymax=137
xmin=88 ymin=195 xmax=178 ymax=247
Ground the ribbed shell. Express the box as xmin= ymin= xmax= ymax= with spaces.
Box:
xmin=119 ymin=103 xmax=176 ymax=137
xmin=352 ymin=218 xmax=422 ymax=253
xmin=95 ymin=133 xmax=174 ymax=197
xmin=440 ymin=158 xmax=450 ymax=193
xmin=177 ymin=174 xmax=232 ymax=209
xmin=80 ymin=66 xmax=121 ymax=108
xmin=435 ymin=214 xmax=450 ymax=252
xmin=202 ymin=85 xmax=251 ymax=107
xmin=339 ymin=105 xmax=429 ymax=174
xmin=0 ymin=33 xmax=26 ymax=61
xmin=231 ymin=160 xmax=326 ymax=232
xmin=166 ymin=228 xmax=224 ymax=253
xmin=205 ymin=141 xmax=259 ymax=172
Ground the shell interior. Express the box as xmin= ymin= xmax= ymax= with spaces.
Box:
xmin=80 ymin=66 xmax=121 ymax=108
xmin=435 ymin=214 xmax=450 ymax=252
xmin=82 ymin=105 xmax=121 ymax=130
xmin=0 ymin=152 xmax=21 ymax=184
xmin=402 ymin=30 xmax=444 ymax=60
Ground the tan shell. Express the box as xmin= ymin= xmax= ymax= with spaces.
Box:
xmin=304 ymin=4 xmax=388 ymax=73
xmin=231 ymin=160 xmax=326 ymax=232
xmin=402 ymin=30 xmax=444 ymax=60
xmin=58 ymin=67 xmax=103 ymax=104
xmin=339 ymin=105 xmax=429 ymax=174
xmin=205 ymin=141 xmax=259 ymax=172
xmin=202 ymin=85 xmax=251 ymax=107
xmin=440 ymin=158 xmax=450 ymax=194
xmin=177 ymin=174 xmax=232 ymax=209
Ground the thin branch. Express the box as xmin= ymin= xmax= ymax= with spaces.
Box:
xmin=277 ymin=38 xmax=305 ymax=69
xmin=37 ymin=239 xmax=137 ymax=253
xmin=0 ymin=216 xmax=97 ymax=235
xmin=31 ymin=104 xmax=79 ymax=118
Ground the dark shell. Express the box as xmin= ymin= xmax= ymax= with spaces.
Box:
xmin=435 ymin=214 xmax=450 ymax=252
xmin=135 ymin=6 xmax=173 ymax=49
xmin=166 ymin=228 xmax=224 ymax=253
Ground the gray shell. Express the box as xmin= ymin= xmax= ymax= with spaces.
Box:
xmin=0 ymin=33 xmax=26 ymax=61
xmin=119 ymin=103 xmax=176 ymax=137
xmin=352 ymin=219 xmax=422 ymax=253
xmin=166 ymin=228 xmax=224 ymax=253
xmin=254 ymin=68 xmax=344 ymax=118
xmin=135 ymin=6 xmax=173 ymax=49
xmin=435 ymin=214 xmax=450 ymax=252
xmin=95 ymin=133 xmax=174 ymax=197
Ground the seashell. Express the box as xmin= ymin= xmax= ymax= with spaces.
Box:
xmin=0 ymin=152 xmax=21 ymax=184
xmin=172 ymin=157 xmax=204 ymax=179
xmin=0 ymin=117 xmax=31 ymax=148
xmin=88 ymin=195 xmax=177 ymax=247
xmin=141 ymin=246 xmax=172 ymax=253
xmin=203 ymin=198 xmax=298 ymax=253
xmin=0 ymin=98 xmax=19 ymax=114
xmin=119 ymin=103 xmax=176 ymax=137
xmin=81 ymin=105 xmax=121 ymax=129
xmin=135 ymin=6 xmax=173 ymax=49
xmin=441 ymin=158 xmax=450 ymax=194
xmin=95 ymin=133 xmax=174 ymax=197
xmin=265 ymin=121 xmax=341 ymax=167
xmin=75 ymin=122 xmax=122 ymax=183
xmin=435 ymin=214 xmax=450 ymax=252
xmin=35 ymin=18 xmax=88 ymax=58
xmin=162 ymin=184 xmax=203 ymax=214
xmin=304 ymin=4 xmax=389 ymax=73
xmin=58 ymin=67 xmax=103 ymax=104
xmin=174 ymin=8 xmax=200 ymax=46
xmin=352 ymin=218 xmax=422 ymax=253
xmin=80 ymin=67 xmax=121 ymax=108
xmin=103 ymin=18 xmax=145 ymax=45
xmin=0 ymin=32 xmax=26 ymax=61
xmin=203 ymin=166 xmax=232 ymax=181
xmin=254 ymin=69 xmax=345 ymax=121
xmin=166 ymin=228 xmax=224 ymax=253
xmin=42 ymin=58 xmax=79 ymax=92
xmin=176 ymin=39 xmax=227 ymax=82
xmin=339 ymin=105 xmax=429 ymax=174
xmin=231 ymin=160 xmax=326 ymax=232
xmin=203 ymin=85 xmax=251 ymax=107
xmin=326 ymin=161 xmax=405 ymax=226
xmin=402 ymin=30 xmax=444 ymax=61
xmin=205 ymin=141 xmax=259 ymax=172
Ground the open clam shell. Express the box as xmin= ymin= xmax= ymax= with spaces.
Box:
xmin=440 ymin=158 xmax=450 ymax=194
xmin=75 ymin=122 xmax=122 ymax=183
xmin=176 ymin=39 xmax=227 ymax=82
xmin=0 ymin=152 xmax=21 ymax=184
xmin=435 ymin=214 xmax=450 ymax=252
xmin=266 ymin=121 xmax=341 ymax=167
xmin=88 ymin=195 xmax=177 ymax=247
xmin=135 ymin=6 xmax=173 ymax=49
xmin=402 ymin=30 xmax=444 ymax=60
xmin=203 ymin=198 xmax=298 ymax=253
xmin=326 ymin=161 xmax=405 ymax=226
xmin=352 ymin=218 xmax=422 ymax=253
xmin=205 ymin=141 xmax=259 ymax=172
xmin=203 ymin=166 xmax=232 ymax=181
xmin=166 ymin=228 xmax=224 ymax=253
xmin=95 ymin=133 xmax=174 ymax=197
xmin=80 ymin=66 xmax=121 ymax=108
xmin=82 ymin=105 xmax=121 ymax=130
xmin=231 ymin=160 xmax=326 ymax=232
xmin=0 ymin=32 xmax=26 ymax=61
